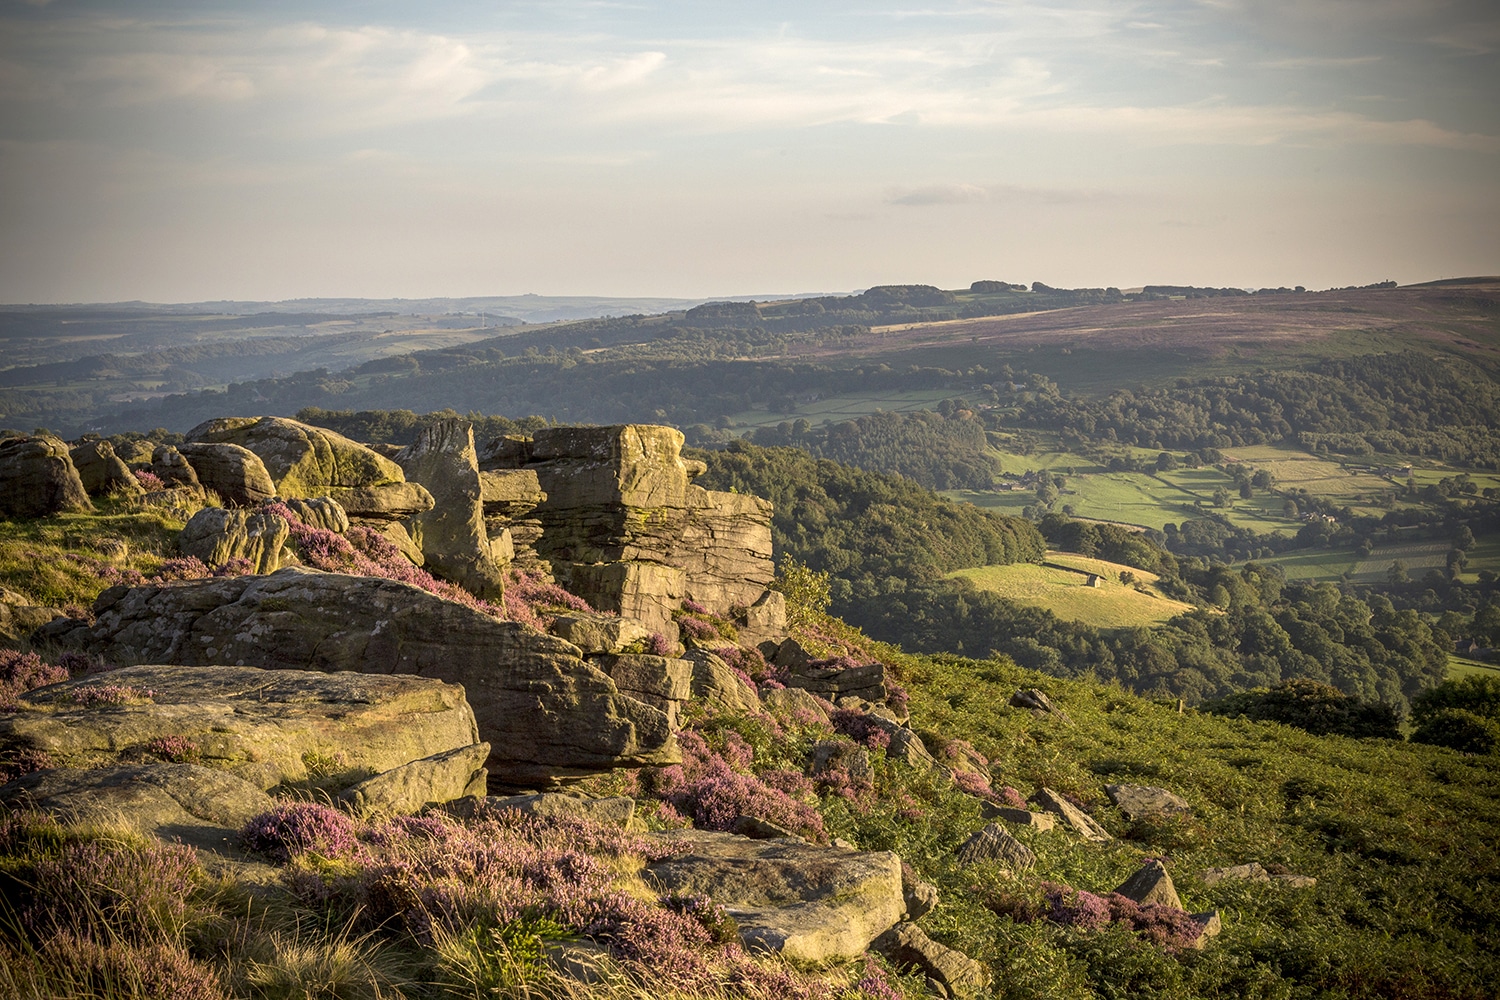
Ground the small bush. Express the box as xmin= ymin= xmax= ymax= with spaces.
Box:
xmin=1411 ymin=708 xmax=1500 ymax=755
xmin=241 ymin=803 xmax=359 ymax=863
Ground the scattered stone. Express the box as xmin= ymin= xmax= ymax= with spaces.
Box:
xmin=1188 ymin=910 xmax=1222 ymax=949
xmin=41 ymin=568 xmax=679 ymax=787
xmin=1011 ymin=688 xmax=1063 ymax=715
xmin=808 ymin=740 xmax=872 ymax=783
xmin=1201 ymin=862 xmax=1315 ymax=888
xmin=0 ymin=763 xmax=273 ymax=851
xmin=736 ymin=590 xmax=788 ymax=648
xmin=339 ymin=742 xmax=490 ymax=819
xmin=873 ymin=923 xmax=990 ymax=998
xmin=1030 ymin=787 xmax=1112 ymax=841
xmin=478 ymin=792 xmax=637 ymax=830
xmin=784 ymin=655 xmax=887 ymax=704
xmin=177 ymin=506 xmax=291 ymax=573
xmin=1105 ymin=783 xmax=1192 ymax=820
xmin=151 ymin=444 xmax=201 ymax=489
xmin=645 ymin=829 xmax=904 ymax=964
xmin=682 ymin=649 xmax=761 ymax=716
xmin=2 ymin=664 xmax=482 ymax=794
xmin=1113 ymin=860 xmax=1184 ymax=910
xmin=397 ymin=420 xmax=507 ymax=599
xmin=0 ymin=434 xmax=92 ymax=517
xmin=954 ymin=823 xmax=1037 ymax=869
xmin=177 ymin=442 xmax=276 ymax=506
xmin=901 ymin=871 xmax=940 ymax=920
xmin=981 ymin=805 xmax=1058 ymax=832
xmin=548 ymin=612 xmax=652 ymax=655
xmin=69 ymin=439 xmax=141 ymax=497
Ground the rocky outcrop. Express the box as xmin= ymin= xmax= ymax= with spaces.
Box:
xmin=483 ymin=425 xmax=775 ymax=635
xmin=151 ymin=444 xmax=201 ymax=489
xmin=397 ymin=421 xmax=506 ymax=598
xmin=40 ymin=568 xmax=678 ymax=787
xmin=547 ymin=613 xmax=651 ymax=655
xmin=644 ymin=829 xmax=904 ymax=964
xmin=188 ymin=416 xmax=405 ymax=497
xmin=476 ymin=792 xmax=637 ymax=830
xmin=0 ymin=763 xmax=273 ymax=850
xmin=1201 ymin=862 xmax=1316 ymax=889
xmin=0 ymin=434 xmax=92 ymax=517
xmin=1011 ymin=688 xmax=1065 ymax=716
xmin=338 ymin=743 xmax=490 ymax=819
xmin=1 ymin=664 xmax=481 ymax=794
xmin=1105 ymin=783 xmax=1192 ymax=821
xmin=280 ymin=496 xmax=349 ymax=533
xmin=589 ymin=654 xmax=692 ymax=727
xmin=177 ymin=506 xmax=291 ymax=573
xmin=760 ymin=687 xmax=832 ymax=726
xmin=954 ymin=823 xmax=1036 ymax=869
xmin=69 ymin=439 xmax=141 ymax=497
xmin=177 ymin=442 xmax=276 ymax=507
xmin=1030 ymin=787 xmax=1112 ymax=841
xmin=873 ymin=923 xmax=989 ymax=998
xmin=478 ymin=468 xmax=549 ymax=576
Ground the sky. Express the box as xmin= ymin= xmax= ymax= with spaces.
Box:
xmin=1 ymin=0 xmax=1497 ymax=303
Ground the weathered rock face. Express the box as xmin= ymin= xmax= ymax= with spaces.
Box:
xmin=0 ymin=434 xmax=92 ymax=517
xmin=954 ymin=823 xmax=1037 ymax=869
xmin=484 ymin=425 xmax=776 ymax=635
xmin=178 ymin=507 xmax=291 ymax=573
xmin=327 ymin=482 xmax=435 ymax=522
xmin=339 ymin=743 xmax=490 ymax=819
xmin=644 ymin=829 xmax=905 ymax=964
xmin=1030 ymin=788 xmax=1112 ymax=841
xmin=0 ymin=763 xmax=273 ymax=850
xmin=873 ymin=923 xmax=989 ymax=998
xmin=151 ymin=444 xmax=201 ymax=489
xmin=1201 ymin=862 xmax=1316 ymax=889
xmin=397 ymin=420 xmax=507 ymax=599
xmin=982 ymin=805 xmax=1057 ymax=832
xmin=41 ymin=568 xmax=678 ymax=787
xmin=1105 ymin=783 xmax=1192 ymax=821
xmin=683 ymin=649 xmax=760 ymax=716
xmin=477 ymin=792 xmax=637 ymax=830
xmin=547 ymin=613 xmax=651 ymax=655
xmin=281 ymin=496 xmax=349 ymax=534
xmin=1 ymin=664 xmax=481 ymax=794
xmin=589 ymin=654 xmax=692 ymax=728
xmin=1113 ymin=860 xmax=1183 ymax=910
xmin=188 ymin=416 xmax=405 ymax=496
xmin=478 ymin=468 xmax=549 ymax=575
xmin=177 ymin=442 xmax=276 ymax=507
xmin=69 ymin=439 xmax=141 ymax=497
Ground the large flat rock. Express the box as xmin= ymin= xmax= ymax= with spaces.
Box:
xmin=41 ymin=568 xmax=679 ymax=787
xmin=2 ymin=664 xmax=480 ymax=793
xmin=644 ymin=829 xmax=904 ymax=964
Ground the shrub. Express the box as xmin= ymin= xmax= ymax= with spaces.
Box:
xmin=15 ymin=934 xmax=225 ymax=1000
xmin=831 ymin=709 xmax=893 ymax=751
xmin=70 ymin=683 xmax=154 ymax=706
xmin=28 ymin=839 xmax=202 ymax=941
xmin=0 ymin=650 xmax=69 ymax=709
xmin=1104 ymin=893 xmax=1207 ymax=953
xmin=241 ymin=803 xmax=359 ymax=863
xmin=1411 ymin=708 xmax=1500 ymax=755
xmin=1204 ymin=679 xmax=1401 ymax=739
xmin=145 ymin=735 xmax=201 ymax=763
xmin=643 ymin=730 xmax=826 ymax=842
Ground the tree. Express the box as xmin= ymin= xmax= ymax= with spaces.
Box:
xmin=1388 ymin=560 xmax=1409 ymax=584
xmin=1212 ymin=487 xmax=1231 ymax=508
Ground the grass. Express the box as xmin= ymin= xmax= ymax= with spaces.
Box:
xmin=723 ymin=389 xmax=960 ymax=431
xmin=1449 ymin=655 xmax=1500 ymax=681
xmin=949 ymin=552 xmax=1194 ymax=628
xmin=0 ymin=497 xmax=199 ymax=607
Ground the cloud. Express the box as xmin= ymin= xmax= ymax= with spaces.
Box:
xmin=889 ymin=182 xmax=990 ymax=205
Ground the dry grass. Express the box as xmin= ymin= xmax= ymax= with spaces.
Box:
xmin=950 ymin=552 xmax=1193 ymax=628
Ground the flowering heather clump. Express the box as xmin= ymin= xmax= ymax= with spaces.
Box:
xmin=851 ymin=955 xmax=904 ymax=1000
xmin=676 ymin=614 xmax=721 ymax=642
xmin=0 ymin=649 xmax=70 ymax=709
xmin=713 ymin=644 xmax=785 ymax=688
xmin=241 ymin=802 xmax=359 ymax=863
xmin=504 ymin=568 xmax=594 ymax=630
xmin=70 ymin=684 xmax=154 ymax=706
xmin=64 ymin=552 xmax=147 ymax=588
xmin=1106 ymin=893 xmax=1206 ymax=952
xmin=133 ymin=469 xmax=166 ymax=490
xmin=997 ymin=785 xmax=1028 ymax=810
xmin=682 ymin=598 xmax=710 ymax=616
xmin=0 ymin=747 xmax=53 ymax=784
xmin=145 ymin=734 xmax=201 ymax=762
xmin=951 ymin=769 xmax=1001 ymax=803
xmin=1042 ymin=882 xmax=1113 ymax=933
xmin=30 ymin=839 xmax=201 ymax=941
xmin=885 ymin=679 xmax=910 ymax=716
xmin=644 ymin=730 xmax=826 ymax=842
xmin=831 ymin=709 xmax=893 ymax=751
xmin=663 ymin=893 xmax=739 ymax=944
xmin=646 ymin=632 xmax=673 ymax=656
xmin=35 ymin=934 xmax=225 ymax=1000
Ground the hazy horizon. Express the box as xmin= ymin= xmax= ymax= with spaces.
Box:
xmin=2 ymin=1 xmax=1497 ymax=304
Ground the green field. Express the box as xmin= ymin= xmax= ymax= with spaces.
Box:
xmin=1449 ymin=654 xmax=1500 ymax=681
xmin=950 ymin=551 xmax=1194 ymax=628
xmin=723 ymin=389 xmax=959 ymax=430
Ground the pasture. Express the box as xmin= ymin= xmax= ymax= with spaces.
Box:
xmin=949 ymin=552 xmax=1194 ymax=628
